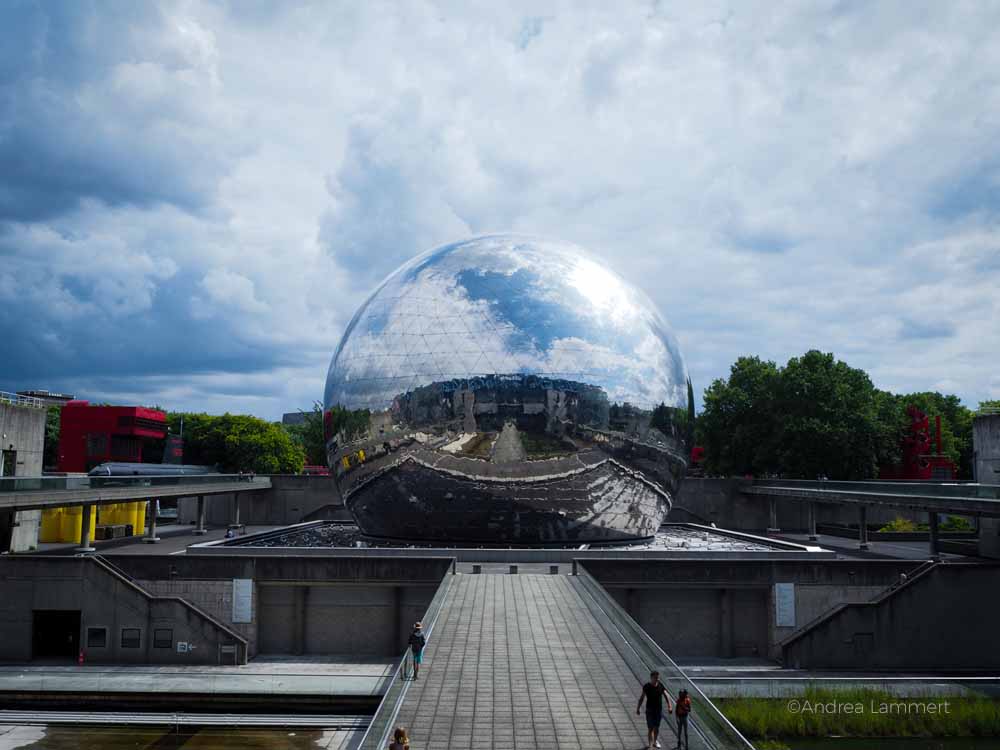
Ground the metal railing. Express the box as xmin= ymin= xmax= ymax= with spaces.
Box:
xmin=0 ymin=391 xmax=45 ymax=409
xmin=747 ymin=478 xmax=1000 ymax=500
xmin=0 ymin=474 xmax=266 ymax=493
xmin=574 ymin=566 xmax=755 ymax=750
xmin=357 ymin=568 xmax=456 ymax=750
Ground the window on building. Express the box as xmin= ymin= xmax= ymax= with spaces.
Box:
xmin=86 ymin=433 xmax=108 ymax=457
xmin=86 ymin=627 xmax=107 ymax=648
xmin=110 ymin=435 xmax=140 ymax=459
xmin=120 ymin=628 xmax=141 ymax=648
xmin=153 ymin=629 xmax=173 ymax=649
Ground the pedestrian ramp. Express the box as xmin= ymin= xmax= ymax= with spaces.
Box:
xmin=359 ymin=572 xmax=754 ymax=750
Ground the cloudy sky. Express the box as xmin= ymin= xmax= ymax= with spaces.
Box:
xmin=2 ymin=1 xmax=998 ymax=419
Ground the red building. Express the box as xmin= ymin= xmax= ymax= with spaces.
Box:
xmin=57 ymin=401 xmax=168 ymax=473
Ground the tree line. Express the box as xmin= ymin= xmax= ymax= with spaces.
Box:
xmin=43 ymin=404 xmax=326 ymax=475
xmin=698 ymin=349 xmax=998 ymax=480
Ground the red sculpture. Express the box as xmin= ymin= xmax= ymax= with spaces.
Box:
xmin=880 ymin=405 xmax=955 ymax=480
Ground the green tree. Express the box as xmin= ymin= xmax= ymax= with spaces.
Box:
xmin=166 ymin=412 xmax=305 ymax=474
xmin=700 ymin=351 xmax=899 ymax=480
xmin=43 ymin=405 xmax=61 ymax=470
xmin=699 ymin=356 xmax=781 ymax=476
xmin=776 ymin=350 xmax=886 ymax=480
xmin=285 ymin=403 xmax=327 ymax=466
xmin=980 ymin=400 xmax=1000 ymax=412
xmin=327 ymin=405 xmax=371 ymax=443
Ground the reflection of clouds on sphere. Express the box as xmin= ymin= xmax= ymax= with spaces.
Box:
xmin=324 ymin=235 xmax=689 ymax=412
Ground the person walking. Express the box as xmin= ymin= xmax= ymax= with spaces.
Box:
xmin=388 ymin=726 xmax=410 ymax=750
xmin=636 ymin=670 xmax=672 ymax=750
xmin=408 ymin=621 xmax=426 ymax=680
xmin=674 ymin=689 xmax=691 ymax=749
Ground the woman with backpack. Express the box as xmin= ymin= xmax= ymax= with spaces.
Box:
xmin=408 ymin=621 xmax=426 ymax=680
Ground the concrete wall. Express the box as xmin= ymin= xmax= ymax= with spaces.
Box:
xmin=0 ymin=557 xmax=245 ymax=664
xmin=585 ymin=558 xmax=916 ymax=661
xmin=114 ymin=554 xmax=446 ymax=659
xmin=783 ymin=563 xmax=1000 ymax=670
xmin=974 ymin=414 xmax=1000 ymax=559
xmin=611 ymin=586 xmax=769 ymax=658
xmin=136 ymin=578 xmax=258 ymax=658
xmin=177 ymin=474 xmax=345 ymax=527
xmin=175 ymin=474 xmax=923 ymax=535
xmin=0 ymin=402 xmax=46 ymax=552
xmin=673 ymin=478 xmax=925 ymax=532
xmin=257 ymin=583 xmax=430 ymax=656
xmin=974 ymin=414 xmax=1000 ymax=484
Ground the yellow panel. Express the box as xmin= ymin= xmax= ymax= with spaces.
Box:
xmin=39 ymin=509 xmax=63 ymax=543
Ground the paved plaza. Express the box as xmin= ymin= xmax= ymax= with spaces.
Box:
xmin=395 ymin=574 xmax=699 ymax=750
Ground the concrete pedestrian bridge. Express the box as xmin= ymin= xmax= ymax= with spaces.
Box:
xmin=361 ymin=572 xmax=752 ymax=750
xmin=0 ymin=474 xmax=271 ymax=512
xmin=0 ymin=474 xmax=271 ymax=550
xmin=742 ymin=478 xmax=1000 ymax=516
xmin=742 ymin=478 xmax=1000 ymax=557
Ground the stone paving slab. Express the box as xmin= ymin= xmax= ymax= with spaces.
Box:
xmin=395 ymin=575 xmax=697 ymax=750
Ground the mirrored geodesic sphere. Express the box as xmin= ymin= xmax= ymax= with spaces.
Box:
xmin=324 ymin=235 xmax=693 ymax=544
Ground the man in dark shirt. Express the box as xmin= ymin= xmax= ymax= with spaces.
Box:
xmin=636 ymin=670 xmax=672 ymax=750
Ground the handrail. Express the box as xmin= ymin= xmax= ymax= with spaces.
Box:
xmin=0 ymin=391 xmax=45 ymax=409
xmin=0 ymin=474 xmax=269 ymax=493
xmin=779 ymin=560 xmax=940 ymax=651
xmin=746 ymin=478 xmax=1000 ymax=500
xmin=356 ymin=565 xmax=456 ymax=750
xmin=88 ymin=556 xmax=249 ymax=664
xmin=92 ymin=554 xmax=135 ymax=582
xmin=574 ymin=566 xmax=755 ymax=750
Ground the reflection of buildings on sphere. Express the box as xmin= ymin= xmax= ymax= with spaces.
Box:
xmin=323 ymin=235 xmax=693 ymax=544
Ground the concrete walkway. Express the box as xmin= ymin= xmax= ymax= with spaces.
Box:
xmin=395 ymin=575 xmax=693 ymax=750
xmin=0 ymin=656 xmax=395 ymax=697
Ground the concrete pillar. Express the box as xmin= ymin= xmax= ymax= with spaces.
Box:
xmin=767 ymin=497 xmax=779 ymax=533
xmin=232 ymin=492 xmax=241 ymax=526
xmin=393 ymin=585 xmax=403 ymax=653
xmin=720 ymin=589 xmax=734 ymax=658
xmin=929 ymin=512 xmax=941 ymax=560
xmin=625 ymin=588 xmax=638 ymax=620
xmin=807 ymin=501 xmax=818 ymax=541
xmin=293 ymin=586 xmax=308 ymax=655
xmin=192 ymin=495 xmax=207 ymax=535
xmin=858 ymin=505 xmax=869 ymax=551
xmin=143 ymin=500 xmax=160 ymax=543
xmin=75 ymin=504 xmax=96 ymax=553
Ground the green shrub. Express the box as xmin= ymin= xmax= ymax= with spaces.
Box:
xmin=878 ymin=517 xmax=917 ymax=533
xmin=939 ymin=515 xmax=974 ymax=532
xmin=716 ymin=688 xmax=1000 ymax=739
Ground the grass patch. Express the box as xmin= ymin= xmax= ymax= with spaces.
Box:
xmin=716 ymin=688 xmax=1000 ymax=739
xmin=519 ymin=431 xmax=573 ymax=459
xmin=459 ymin=432 xmax=495 ymax=458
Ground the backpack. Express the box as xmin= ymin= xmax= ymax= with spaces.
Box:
xmin=676 ymin=697 xmax=691 ymax=717
xmin=409 ymin=631 xmax=426 ymax=651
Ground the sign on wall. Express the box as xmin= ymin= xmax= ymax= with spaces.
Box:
xmin=232 ymin=578 xmax=253 ymax=624
xmin=774 ymin=582 xmax=796 ymax=627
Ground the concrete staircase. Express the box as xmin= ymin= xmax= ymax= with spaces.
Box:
xmin=781 ymin=562 xmax=1000 ymax=670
